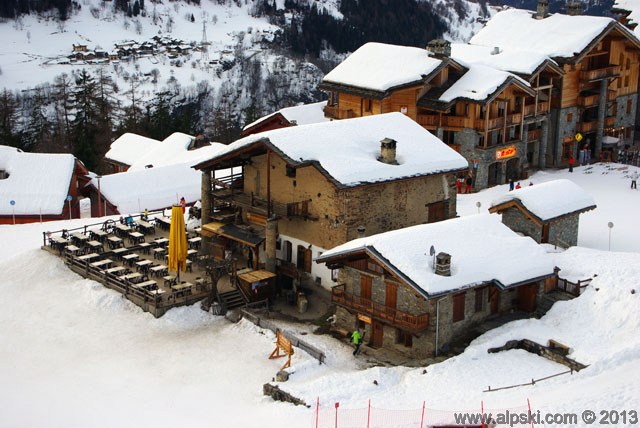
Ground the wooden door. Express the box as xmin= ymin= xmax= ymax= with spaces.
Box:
xmin=541 ymin=224 xmax=550 ymax=243
xmin=427 ymin=201 xmax=446 ymax=223
xmin=385 ymin=282 xmax=397 ymax=309
xmin=360 ymin=275 xmax=372 ymax=300
xmin=517 ymin=283 xmax=538 ymax=313
xmin=303 ymin=247 xmax=312 ymax=273
xmin=489 ymin=287 xmax=500 ymax=314
xmin=544 ymin=276 xmax=557 ymax=293
xmin=370 ymin=320 xmax=383 ymax=348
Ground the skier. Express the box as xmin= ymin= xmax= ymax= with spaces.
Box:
xmin=631 ymin=170 xmax=639 ymax=189
xmin=351 ymin=328 xmax=364 ymax=356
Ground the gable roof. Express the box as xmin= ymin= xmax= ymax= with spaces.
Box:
xmin=321 ymin=42 xmax=445 ymax=96
xmin=193 ymin=113 xmax=468 ymax=189
xmin=242 ymin=101 xmax=330 ymax=135
xmin=439 ymin=63 xmax=533 ymax=103
xmin=489 ymin=179 xmax=596 ymax=223
xmin=0 ymin=146 xmax=77 ymax=216
xmin=104 ymin=133 xmax=159 ymax=166
xmin=316 ymin=214 xmax=556 ymax=298
xmin=469 ymin=9 xmax=640 ymax=64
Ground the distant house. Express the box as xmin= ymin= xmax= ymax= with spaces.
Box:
xmin=193 ymin=113 xmax=468 ymax=288
xmin=103 ymin=133 xmax=159 ymax=173
xmin=72 ymin=44 xmax=88 ymax=52
xmin=0 ymin=146 xmax=89 ymax=224
xmin=316 ymin=214 xmax=556 ymax=358
xmin=241 ymin=101 xmax=330 ymax=136
xmin=489 ymin=179 xmax=596 ymax=247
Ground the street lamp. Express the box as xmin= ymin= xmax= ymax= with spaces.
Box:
xmin=96 ymin=175 xmax=102 ymax=217
xmin=476 ymin=201 xmax=482 ymax=214
xmin=607 ymin=222 xmax=614 ymax=251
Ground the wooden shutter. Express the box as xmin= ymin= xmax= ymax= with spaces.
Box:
xmin=452 ymin=292 xmax=466 ymax=322
xmin=360 ymin=275 xmax=372 ymax=300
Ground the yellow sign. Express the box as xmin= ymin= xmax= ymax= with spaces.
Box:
xmin=357 ymin=314 xmax=372 ymax=324
xmin=496 ymin=146 xmax=517 ymax=160
xmin=575 ymin=132 xmax=583 ymax=142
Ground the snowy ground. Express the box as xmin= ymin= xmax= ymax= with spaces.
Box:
xmin=0 ymin=162 xmax=639 ymax=427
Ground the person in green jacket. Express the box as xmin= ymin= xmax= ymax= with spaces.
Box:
xmin=351 ymin=328 xmax=363 ymax=356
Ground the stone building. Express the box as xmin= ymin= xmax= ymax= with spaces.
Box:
xmin=489 ymin=179 xmax=596 ymax=247
xmin=315 ymin=215 xmax=556 ymax=358
xmin=193 ymin=113 xmax=468 ymax=290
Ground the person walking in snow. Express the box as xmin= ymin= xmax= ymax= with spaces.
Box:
xmin=456 ymin=176 xmax=462 ymax=194
xmin=568 ymin=155 xmax=575 ymax=173
xmin=509 ymin=178 xmax=514 ymax=191
xmin=351 ymin=328 xmax=363 ymax=356
xmin=631 ymin=170 xmax=639 ymax=189
xmin=515 ymin=182 xmax=522 ymax=190
xmin=465 ymin=174 xmax=473 ymax=193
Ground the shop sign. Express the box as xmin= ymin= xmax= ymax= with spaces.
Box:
xmin=357 ymin=314 xmax=372 ymax=324
xmin=496 ymin=146 xmax=516 ymax=160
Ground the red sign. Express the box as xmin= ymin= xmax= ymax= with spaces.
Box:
xmin=496 ymin=146 xmax=517 ymax=160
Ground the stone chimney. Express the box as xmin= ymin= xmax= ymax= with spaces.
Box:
xmin=378 ymin=138 xmax=398 ymax=165
xmin=357 ymin=225 xmax=366 ymax=239
xmin=491 ymin=47 xmax=500 ymax=55
xmin=426 ymin=39 xmax=451 ymax=57
xmin=567 ymin=1 xmax=582 ymax=16
xmin=535 ymin=0 xmax=549 ymax=19
xmin=435 ymin=252 xmax=451 ymax=277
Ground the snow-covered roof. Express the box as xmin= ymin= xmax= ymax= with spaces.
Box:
xmin=0 ymin=146 xmax=77 ymax=216
xmin=104 ymin=133 xmax=159 ymax=166
xmin=439 ymin=64 xmax=530 ymax=103
xmin=242 ymin=101 xmax=330 ymax=132
xmin=469 ymin=9 xmax=618 ymax=61
xmin=197 ymin=113 xmax=468 ymax=188
xmin=317 ymin=214 xmax=556 ymax=296
xmin=490 ymin=179 xmax=596 ymax=221
xmin=91 ymin=162 xmax=208 ymax=214
xmin=451 ymin=43 xmax=556 ymax=76
xmin=322 ymin=42 xmax=443 ymax=93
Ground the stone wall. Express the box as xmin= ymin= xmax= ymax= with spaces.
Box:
xmin=548 ymin=214 xmax=580 ymax=248
xmin=549 ymin=106 xmax=579 ymax=167
xmin=615 ymin=93 xmax=638 ymax=144
xmin=501 ymin=207 xmax=542 ymax=243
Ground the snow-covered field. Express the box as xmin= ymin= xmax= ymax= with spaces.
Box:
xmin=1 ymin=162 xmax=639 ymax=427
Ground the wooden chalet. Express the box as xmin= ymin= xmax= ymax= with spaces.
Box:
xmin=316 ymin=215 xmax=557 ymax=358
xmin=193 ymin=113 xmax=468 ymax=293
xmin=241 ymin=101 xmax=329 ymax=137
xmin=489 ymin=179 xmax=596 ymax=247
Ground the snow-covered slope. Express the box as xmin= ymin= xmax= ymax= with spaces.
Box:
xmin=0 ymin=162 xmax=638 ymax=427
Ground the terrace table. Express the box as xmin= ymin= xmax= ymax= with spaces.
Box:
xmin=64 ymin=245 xmax=82 ymax=256
xmin=128 ymin=231 xmax=145 ymax=245
xmin=138 ymin=242 xmax=152 ymax=254
xmin=114 ymin=223 xmax=132 ymax=238
xmin=136 ymin=280 xmax=158 ymax=291
xmin=188 ymin=237 xmax=202 ymax=249
xmin=119 ymin=272 xmax=143 ymax=284
xmin=77 ymin=252 xmax=100 ymax=263
xmin=90 ymin=229 xmax=108 ymax=243
xmin=71 ymin=233 xmax=90 ymax=246
xmin=152 ymin=247 xmax=167 ymax=260
xmin=87 ymin=240 xmax=104 ymax=253
xmin=122 ymin=253 xmax=140 ymax=267
xmin=135 ymin=259 xmax=153 ymax=273
xmin=155 ymin=217 xmax=171 ymax=231
xmin=111 ymin=247 xmax=129 ymax=260
xmin=149 ymin=264 xmax=168 ymax=277
xmin=171 ymin=282 xmax=193 ymax=297
xmin=154 ymin=237 xmax=169 ymax=247
xmin=187 ymin=249 xmax=198 ymax=260
xmin=90 ymin=258 xmax=113 ymax=270
xmin=50 ymin=236 xmax=69 ymax=250
xmin=104 ymin=266 xmax=126 ymax=276
xmin=137 ymin=220 xmax=155 ymax=235
xmin=107 ymin=236 xmax=124 ymax=249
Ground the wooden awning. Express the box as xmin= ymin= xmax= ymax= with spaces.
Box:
xmin=238 ymin=270 xmax=276 ymax=283
xmin=201 ymin=221 xmax=265 ymax=247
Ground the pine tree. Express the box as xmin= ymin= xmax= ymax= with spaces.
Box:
xmin=0 ymin=89 xmax=21 ymax=148
xmin=71 ymin=69 xmax=100 ymax=170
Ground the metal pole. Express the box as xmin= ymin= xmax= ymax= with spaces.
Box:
xmin=367 ymin=399 xmax=371 ymax=428
xmin=97 ymin=176 xmax=102 ymax=217
xmin=68 ymin=200 xmax=72 ymax=220
xmin=420 ymin=401 xmax=426 ymax=428
xmin=12 ymin=206 xmax=15 ymax=225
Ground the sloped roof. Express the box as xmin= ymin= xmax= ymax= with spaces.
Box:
xmin=316 ymin=214 xmax=556 ymax=297
xmin=322 ymin=42 xmax=443 ymax=93
xmin=439 ymin=63 xmax=532 ymax=103
xmin=194 ymin=113 xmax=468 ymax=188
xmin=242 ymin=101 xmax=330 ymax=133
xmin=0 ymin=146 xmax=76 ymax=216
xmin=489 ymin=179 xmax=597 ymax=222
xmin=469 ymin=9 xmax=637 ymax=62
xmin=451 ymin=43 xmax=560 ymax=77
xmin=104 ymin=133 xmax=159 ymax=166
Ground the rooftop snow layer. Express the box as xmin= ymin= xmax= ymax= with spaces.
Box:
xmin=104 ymin=133 xmax=159 ymax=166
xmin=243 ymin=101 xmax=330 ymax=132
xmin=322 ymin=42 xmax=442 ymax=92
xmin=470 ymin=9 xmax=615 ymax=60
xmin=614 ymin=0 xmax=640 ymax=36
xmin=318 ymin=214 xmax=555 ymax=296
xmin=0 ymin=147 xmax=76 ymax=215
xmin=439 ymin=63 xmax=529 ymax=102
xmin=451 ymin=43 xmax=553 ymax=76
xmin=200 ymin=113 xmax=469 ymax=187
xmin=490 ymin=179 xmax=596 ymax=221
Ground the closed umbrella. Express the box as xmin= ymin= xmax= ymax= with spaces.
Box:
xmin=168 ymin=205 xmax=188 ymax=281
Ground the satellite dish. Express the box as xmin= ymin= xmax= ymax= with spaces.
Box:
xmin=429 ymin=245 xmax=435 ymax=256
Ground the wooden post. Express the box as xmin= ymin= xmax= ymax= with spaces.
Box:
xmin=481 ymin=400 xmax=485 ymax=428
xmin=420 ymin=401 xmax=426 ymax=428
xmin=266 ymin=149 xmax=271 ymax=217
xmin=367 ymin=399 xmax=371 ymax=428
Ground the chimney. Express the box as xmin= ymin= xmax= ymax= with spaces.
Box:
xmin=426 ymin=39 xmax=451 ymax=57
xmin=357 ymin=225 xmax=366 ymax=239
xmin=566 ymin=1 xmax=582 ymax=16
xmin=435 ymin=252 xmax=451 ymax=277
xmin=378 ymin=138 xmax=398 ymax=165
xmin=491 ymin=47 xmax=500 ymax=55
xmin=535 ymin=0 xmax=549 ymax=19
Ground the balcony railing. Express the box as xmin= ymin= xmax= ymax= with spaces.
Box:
xmin=475 ymin=113 xmax=521 ymax=130
xmin=416 ymin=114 xmax=438 ymax=127
xmin=576 ymin=120 xmax=597 ymax=133
xmin=577 ymin=94 xmax=599 ymax=107
xmin=416 ymin=114 xmax=469 ymax=128
xmin=323 ymin=105 xmax=357 ymax=120
xmin=331 ymin=284 xmax=430 ymax=332
xmin=579 ymin=65 xmax=621 ymax=82
xmin=527 ymin=128 xmax=542 ymax=141
xmin=523 ymin=102 xmax=549 ymax=117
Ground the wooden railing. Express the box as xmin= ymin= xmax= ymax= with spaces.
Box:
xmin=527 ymin=128 xmax=542 ymax=141
xmin=416 ymin=114 xmax=438 ymax=127
xmin=323 ymin=105 xmax=357 ymax=119
xmin=557 ymin=277 xmax=592 ymax=297
xmin=331 ymin=284 xmax=429 ymax=332
xmin=577 ymin=94 xmax=599 ymax=107
xmin=576 ymin=120 xmax=598 ymax=133
xmin=524 ymin=102 xmax=549 ymax=117
xmin=580 ymin=65 xmax=621 ymax=81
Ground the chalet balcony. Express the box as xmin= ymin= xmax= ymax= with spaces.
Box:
xmin=523 ymin=102 xmax=549 ymax=117
xmin=576 ymin=120 xmax=597 ymax=133
xmin=416 ymin=114 xmax=468 ymax=128
xmin=578 ymin=91 xmax=617 ymax=107
xmin=474 ymin=112 xmax=522 ymax=130
xmin=323 ymin=105 xmax=357 ymax=120
xmin=331 ymin=284 xmax=430 ymax=333
xmin=605 ymin=116 xmax=615 ymax=127
xmin=212 ymin=187 xmax=316 ymax=220
xmin=579 ymin=65 xmax=621 ymax=82
xmin=416 ymin=114 xmax=439 ymax=127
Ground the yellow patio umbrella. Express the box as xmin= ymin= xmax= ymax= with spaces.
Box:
xmin=168 ymin=205 xmax=188 ymax=279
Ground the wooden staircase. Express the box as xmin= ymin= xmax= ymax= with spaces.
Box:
xmin=219 ymin=289 xmax=247 ymax=310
